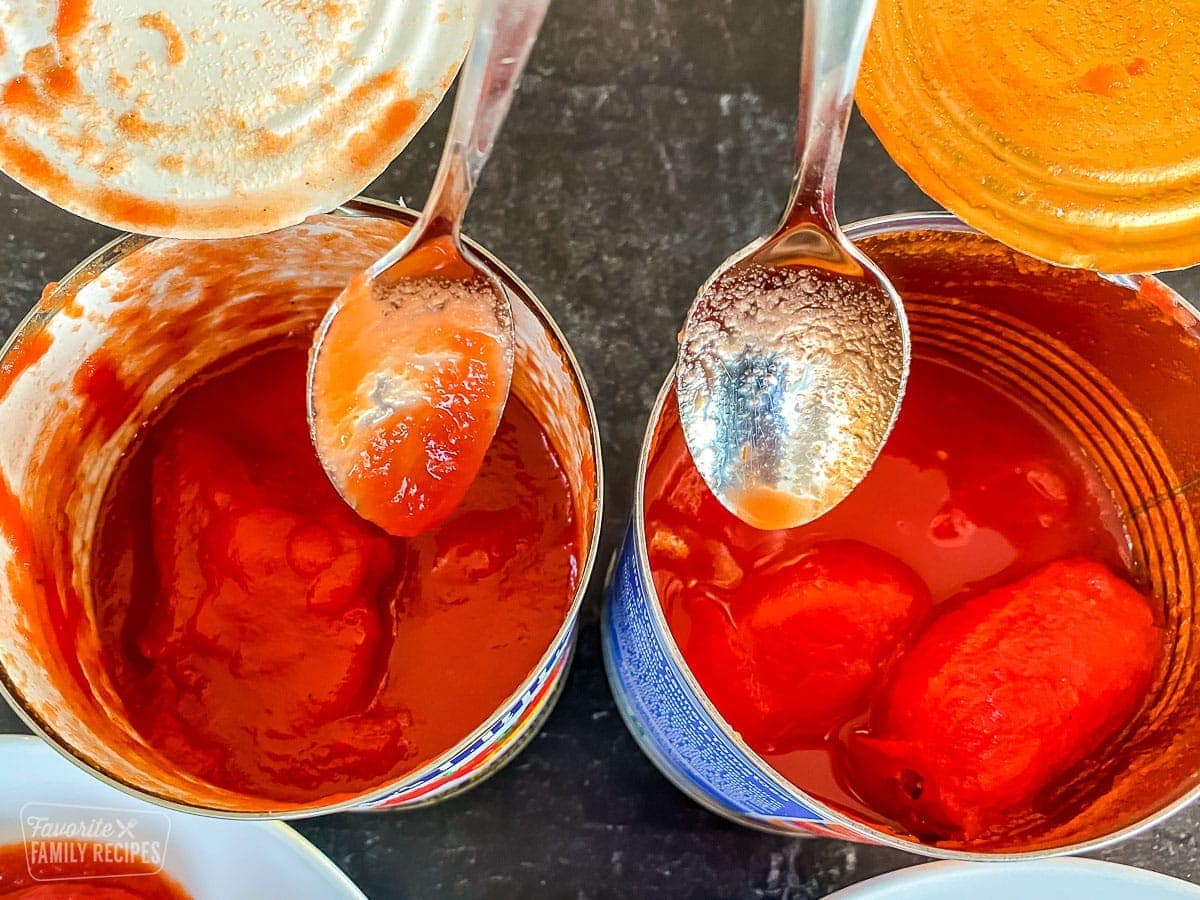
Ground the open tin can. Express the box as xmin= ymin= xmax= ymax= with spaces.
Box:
xmin=0 ymin=197 xmax=602 ymax=817
xmin=603 ymin=211 xmax=1200 ymax=857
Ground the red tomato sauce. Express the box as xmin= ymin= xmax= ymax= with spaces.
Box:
xmin=645 ymin=356 xmax=1162 ymax=843
xmin=0 ymin=842 xmax=188 ymax=898
xmin=92 ymin=346 xmax=579 ymax=803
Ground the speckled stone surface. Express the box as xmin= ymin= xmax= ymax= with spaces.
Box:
xmin=2 ymin=1 xmax=1200 ymax=897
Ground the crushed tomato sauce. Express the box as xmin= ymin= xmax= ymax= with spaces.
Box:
xmin=92 ymin=347 xmax=579 ymax=803
xmin=646 ymin=357 xmax=1162 ymax=843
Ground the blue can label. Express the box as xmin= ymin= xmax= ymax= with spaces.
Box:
xmin=603 ymin=526 xmax=835 ymax=830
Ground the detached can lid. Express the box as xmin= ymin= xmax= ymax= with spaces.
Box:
xmin=0 ymin=1 xmax=471 ymax=238
xmin=858 ymin=0 xmax=1200 ymax=273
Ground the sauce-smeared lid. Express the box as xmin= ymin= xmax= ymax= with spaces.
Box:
xmin=0 ymin=1 xmax=471 ymax=237
xmin=858 ymin=0 xmax=1200 ymax=273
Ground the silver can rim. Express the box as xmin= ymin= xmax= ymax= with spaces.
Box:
xmin=0 ymin=197 xmax=606 ymax=820
xmin=629 ymin=209 xmax=1200 ymax=860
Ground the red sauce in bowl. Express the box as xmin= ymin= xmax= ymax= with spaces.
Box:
xmin=0 ymin=843 xmax=187 ymax=898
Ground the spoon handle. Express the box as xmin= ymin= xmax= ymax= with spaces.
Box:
xmin=373 ymin=0 xmax=551 ymax=273
xmin=781 ymin=0 xmax=877 ymax=231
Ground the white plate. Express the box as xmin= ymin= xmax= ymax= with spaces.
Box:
xmin=828 ymin=859 xmax=1200 ymax=900
xmin=0 ymin=0 xmax=471 ymax=237
xmin=0 ymin=735 xmax=365 ymax=899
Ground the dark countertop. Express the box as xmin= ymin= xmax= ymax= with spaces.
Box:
xmin=2 ymin=1 xmax=1199 ymax=897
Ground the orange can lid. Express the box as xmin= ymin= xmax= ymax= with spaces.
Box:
xmin=858 ymin=0 xmax=1200 ymax=273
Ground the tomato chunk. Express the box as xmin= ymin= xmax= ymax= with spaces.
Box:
xmin=841 ymin=558 xmax=1160 ymax=840
xmin=688 ymin=540 xmax=930 ymax=751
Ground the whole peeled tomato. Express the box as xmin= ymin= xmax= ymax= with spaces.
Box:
xmin=689 ymin=540 xmax=931 ymax=752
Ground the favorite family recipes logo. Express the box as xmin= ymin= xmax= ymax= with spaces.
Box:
xmin=19 ymin=803 xmax=170 ymax=881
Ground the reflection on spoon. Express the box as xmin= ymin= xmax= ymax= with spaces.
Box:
xmin=675 ymin=0 xmax=910 ymax=531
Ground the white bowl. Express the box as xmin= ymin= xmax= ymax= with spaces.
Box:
xmin=0 ymin=735 xmax=364 ymax=898
xmin=828 ymin=859 xmax=1200 ymax=899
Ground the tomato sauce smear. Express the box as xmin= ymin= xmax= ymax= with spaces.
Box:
xmin=646 ymin=357 xmax=1162 ymax=844
xmin=93 ymin=347 xmax=578 ymax=804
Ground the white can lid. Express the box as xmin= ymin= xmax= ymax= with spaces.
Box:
xmin=0 ymin=1 xmax=471 ymax=237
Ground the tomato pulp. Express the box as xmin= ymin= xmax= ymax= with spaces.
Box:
xmin=93 ymin=347 xmax=578 ymax=803
xmin=646 ymin=356 xmax=1161 ymax=844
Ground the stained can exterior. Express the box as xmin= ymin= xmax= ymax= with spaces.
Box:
xmin=0 ymin=198 xmax=602 ymax=818
xmin=602 ymin=212 xmax=1200 ymax=858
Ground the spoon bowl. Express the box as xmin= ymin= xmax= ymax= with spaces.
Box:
xmin=677 ymin=228 xmax=907 ymax=531
xmin=676 ymin=0 xmax=909 ymax=530
xmin=309 ymin=235 xmax=514 ymax=537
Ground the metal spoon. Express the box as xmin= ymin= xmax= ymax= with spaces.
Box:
xmin=308 ymin=0 xmax=550 ymax=536
xmin=675 ymin=0 xmax=909 ymax=532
